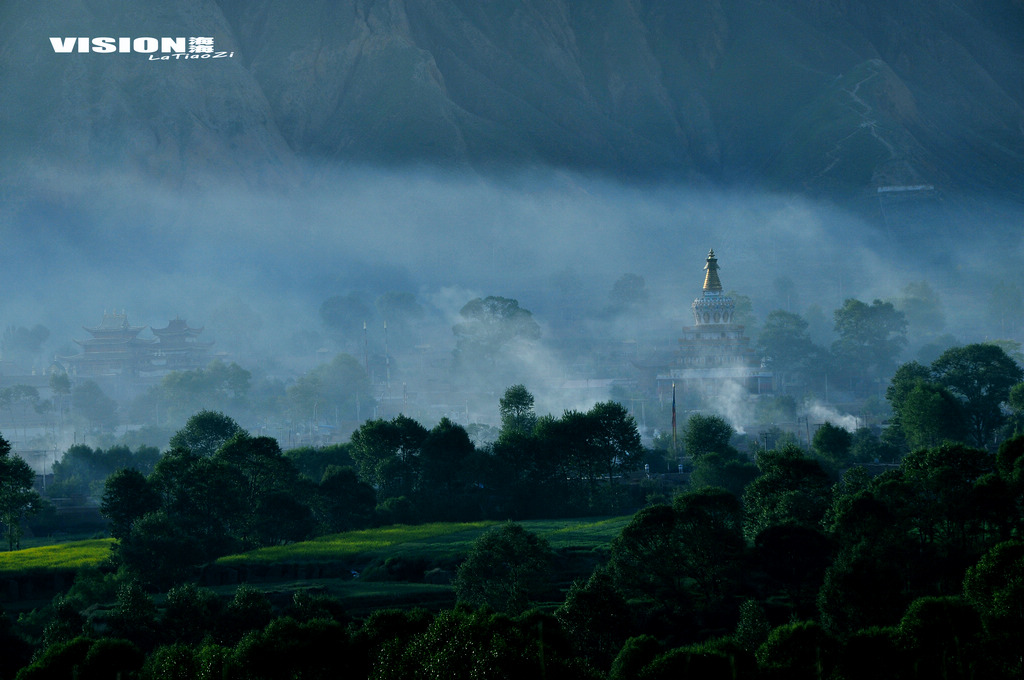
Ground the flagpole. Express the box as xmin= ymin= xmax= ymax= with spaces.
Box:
xmin=671 ymin=382 xmax=677 ymax=457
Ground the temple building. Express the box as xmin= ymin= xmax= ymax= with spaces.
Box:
xmin=658 ymin=249 xmax=771 ymax=396
xmin=151 ymin=318 xmax=213 ymax=372
xmin=60 ymin=314 xmax=214 ymax=392
xmin=61 ymin=311 xmax=156 ymax=379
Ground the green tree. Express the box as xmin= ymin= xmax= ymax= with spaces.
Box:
xmin=849 ymin=427 xmax=899 ymax=464
xmin=452 ymin=296 xmax=541 ymax=369
xmin=0 ymin=385 xmax=39 ymax=429
xmin=1 ymin=324 xmax=49 ymax=365
xmin=607 ymin=273 xmax=649 ymax=313
xmin=636 ymin=639 xmax=753 ymax=680
xmin=743 ymin=445 xmax=832 ymax=541
xmin=899 ymin=382 xmax=967 ymax=449
xmin=832 ymin=298 xmax=907 ymax=386
xmin=498 ymin=384 xmax=537 ymax=436
xmin=897 ymin=596 xmax=986 ymax=679
xmin=670 ymin=487 xmax=745 ymax=607
xmin=491 ymin=421 xmax=566 ymax=519
xmin=375 ymin=291 xmax=422 ymax=320
xmin=609 ymin=635 xmax=664 ymax=680
xmin=755 ymin=524 xmax=833 ymax=612
xmin=50 ymin=443 xmax=159 ymax=499
xmin=100 ymin=468 xmax=160 ymax=540
xmin=900 ymin=443 xmax=994 ymax=549
xmin=320 ymin=292 xmax=373 ymax=333
xmin=214 ymin=433 xmax=312 ymax=547
xmin=70 ymin=380 xmax=118 ymax=433
xmin=136 ymin=448 xmax=247 ymax=575
xmin=895 ymin=280 xmax=946 ymax=337
xmin=931 ymin=343 xmax=1024 ymax=447
xmin=963 ymin=540 xmax=1024 ymax=627
xmin=349 ymin=415 xmax=428 ymax=499
xmin=886 ymin=361 xmax=933 ymax=416
xmin=885 ymin=360 xmax=936 ymax=450
xmin=167 ymin=410 xmax=244 ymax=457
xmin=230 ymin=616 xmax=351 ymax=680
xmin=417 ymin=417 xmax=478 ymax=520
xmin=283 ymin=443 xmax=355 ymax=483
xmin=727 ymin=291 xmax=758 ymax=329
xmin=373 ymin=608 xmax=595 ymax=680
xmin=986 ymin=279 xmax=1023 ymax=338
xmin=14 ymin=637 xmax=138 ymax=680
xmin=758 ymin=310 xmax=826 ymax=394
xmin=315 ymin=465 xmax=376 ymax=533
xmin=161 ymin=582 xmax=224 ymax=645
xmin=1007 ymin=383 xmax=1024 ymax=436
xmin=689 ymin=451 xmax=759 ymax=497
xmin=287 ymin=353 xmax=371 ymax=425
xmin=49 ymin=372 xmax=72 ymax=432
xmin=219 ymin=584 xmax=273 ymax=646
xmin=106 ymin=579 xmax=158 ymax=648
xmin=455 ymin=522 xmax=553 ymax=614
xmin=589 ymin=401 xmax=644 ymax=484
xmin=0 ymin=434 xmax=42 ymax=550
xmin=812 ymin=421 xmax=853 ymax=467
xmin=555 ymin=567 xmax=632 ymax=669
xmin=155 ymin=360 xmax=251 ymax=423
xmin=116 ymin=510 xmax=202 ymax=587
xmin=77 ymin=638 xmax=145 ymax=680
xmin=756 ymin=620 xmax=837 ymax=680
xmin=683 ymin=413 xmax=736 ymax=459
xmin=608 ymin=504 xmax=690 ymax=604
xmin=141 ymin=642 xmax=226 ymax=680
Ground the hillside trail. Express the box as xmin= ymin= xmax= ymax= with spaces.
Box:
xmin=816 ymin=60 xmax=897 ymax=178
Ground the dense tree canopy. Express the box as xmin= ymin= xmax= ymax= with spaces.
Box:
xmin=886 ymin=344 xmax=1023 ymax=450
xmin=930 ymin=344 xmax=1024 ymax=447
xmin=167 ymin=410 xmax=244 ymax=458
xmin=70 ymin=380 xmax=118 ymax=432
xmin=0 ymin=434 xmax=42 ymax=550
xmin=683 ymin=414 xmax=735 ymax=460
xmin=832 ymin=298 xmax=907 ymax=385
xmin=743 ymin=445 xmax=832 ymax=541
xmin=455 ymin=522 xmax=553 ymax=614
xmin=758 ymin=310 xmax=826 ymax=393
xmin=498 ymin=384 xmax=537 ymax=436
xmin=287 ymin=353 xmax=372 ymax=425
xmin=452 ymin=296 xmax=540 ymax=372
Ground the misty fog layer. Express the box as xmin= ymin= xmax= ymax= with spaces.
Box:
xmin=3 ymin=161 xmax=1022 ymax=374
xmin=2 ymin=1 xmax=1023 ymax=455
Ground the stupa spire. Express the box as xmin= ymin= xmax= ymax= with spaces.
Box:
xmin=703 ymin=248 xmax=723 ymax=292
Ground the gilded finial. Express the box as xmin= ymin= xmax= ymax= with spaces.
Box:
xmin=703 ymin=248 xmax=722 ymax=292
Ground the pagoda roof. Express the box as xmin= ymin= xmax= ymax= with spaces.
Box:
xmin=74 ymin=336 xmax=157 ymax=347
xmin=152 ymin=318 xmax=204 ymax=336
xmin=83 ymin=311 xmax=147 ymax=336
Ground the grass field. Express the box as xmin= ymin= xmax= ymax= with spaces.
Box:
xmin=216 ymin=516 xmax=632 ymax=569
xmin=215 ymin=521 xmax=498 ymax=567
xmin=0 ymin=516 xmax=632 ymax=580
xmin=0 ymin=539 xmax=114 ymax=575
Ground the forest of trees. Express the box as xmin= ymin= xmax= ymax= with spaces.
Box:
xmin=1 ymin=291 xmax=1024 ymax=677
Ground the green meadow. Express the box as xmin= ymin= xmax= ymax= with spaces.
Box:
xmin=0 ymin=516 xmax=631 ymax=584
xmin=216 ymin=521 xmax=498 ymax=567
xmin=216 ymin=515 xmax=632 ymax=569
xmin=0 ymin=539 xmax=114 ymax=575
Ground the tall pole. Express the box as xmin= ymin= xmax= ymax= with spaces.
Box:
xmin=384 ymin=320 xmax=390 ymax=398
xmin=671 ymin=382 xmax=677 ymax=456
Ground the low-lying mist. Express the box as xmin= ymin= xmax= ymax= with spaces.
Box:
xmin=2 ymin=158 xmax=1022 ymax=434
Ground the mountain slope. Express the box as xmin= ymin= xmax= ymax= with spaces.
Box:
xmin=2 ymin=0 xmax=1023 ymax=196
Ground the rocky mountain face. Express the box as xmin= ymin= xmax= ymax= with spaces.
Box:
xmin=3 ymin=0 xmax=1023 ymax=196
